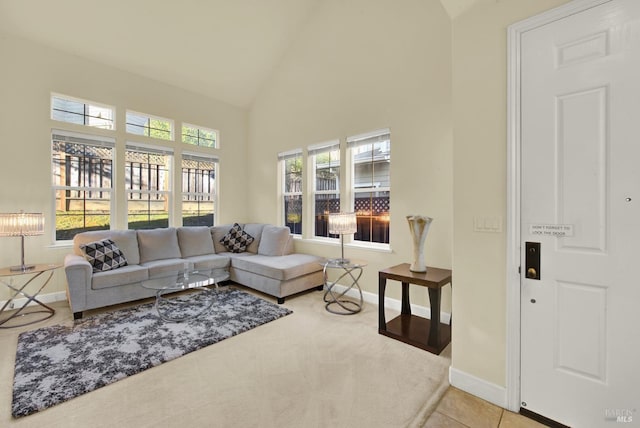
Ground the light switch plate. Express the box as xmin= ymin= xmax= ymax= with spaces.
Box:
xmin=473 ymin=216 xmax=502 ymax=233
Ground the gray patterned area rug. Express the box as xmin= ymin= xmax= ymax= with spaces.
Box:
xmin=12 ymin=288 xmax=292 ymax=418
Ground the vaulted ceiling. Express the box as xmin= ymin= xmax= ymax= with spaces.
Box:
xmin=0 ymin=0 xmax=491 ymax=108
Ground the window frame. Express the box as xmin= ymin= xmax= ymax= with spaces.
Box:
xmin=347 ymin=129 xmax=391 ymax=247
xmin=51 ymin=129 xmax=116 ymax=243
xmin=182 ymin=123 xmax=219 ymax=148
xmin=125 ymin=110 xmax=174 ymax=141
xmin=308 ymin=140 xmax=341 ymax=239
xmin=124 ymin=142 xmax=174 ymax=230
xmin=181 ymin=152 xmax=219 ymax=227
xmin=51 ymin=93 xmax=115 ymax=130
xmin=278 ymin=149 xmax=304 ymax=236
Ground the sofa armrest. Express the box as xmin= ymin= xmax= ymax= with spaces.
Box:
xmin=64 ymin=254 xmax=92 ymax=314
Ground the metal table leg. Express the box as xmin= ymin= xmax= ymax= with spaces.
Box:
xmin=323 ymin=264 xmax=364 ymax=315
xmin=0 ymin=270 xmax=56 ymax=328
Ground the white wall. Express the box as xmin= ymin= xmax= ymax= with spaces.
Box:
xmin=0 ymin=32 xmax=248 ymax=299
xmin=0 ymin=0 xmax=580 ymax=400
xmin=248 ymin=0 xmax=454 ymax=307
xmin=451 ymin=0 xmax=571 ymax=389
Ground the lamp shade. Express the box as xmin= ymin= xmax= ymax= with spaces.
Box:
xmin=0 ymin=211 xmax=45 ymax=237
xmin=328 ymin=212 xmax=357 ymax=235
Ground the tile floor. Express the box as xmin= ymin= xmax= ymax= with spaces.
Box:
xmin=425 ymin=387 xmax=548 ymax=428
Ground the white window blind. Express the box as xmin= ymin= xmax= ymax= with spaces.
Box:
xmin=52 ymin=129 xmax=115 ymax=148
xmin=278 ymin=148 xmax=303 ymax=161
xmin=346 ymin=128 xmax=390 ymax=148
xmin=182 ymin=152 xmax=219 ymax=164
xmin=308 ymin=140 xmax=340 ymax=157
xmin=125 ymin=142 xmax=174 ymax=156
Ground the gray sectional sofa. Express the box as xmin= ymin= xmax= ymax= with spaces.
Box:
xmin=64 ymin=223 xmax=325 ymax=319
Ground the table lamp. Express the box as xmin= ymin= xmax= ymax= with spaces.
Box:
xmin=328 ymin=212 xmax=357 ymax=264
xmin=0 ymin=211 xmax=45 ymax=271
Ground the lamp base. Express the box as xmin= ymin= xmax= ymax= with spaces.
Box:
xmin=331 ymin=258 xmax=351 ymax=265
xmin=10 ymin=264 xmax=35 ymax=272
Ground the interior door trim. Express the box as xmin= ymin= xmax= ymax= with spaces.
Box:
xmin=505 ymin=0 xmax=612 ymax=413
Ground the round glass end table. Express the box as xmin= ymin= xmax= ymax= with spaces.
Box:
xmin=322 ymin=259 xmax=366 ymax=315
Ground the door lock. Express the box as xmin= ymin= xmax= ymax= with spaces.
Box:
xmin=525 ymin=242 xmax=541 ymax=280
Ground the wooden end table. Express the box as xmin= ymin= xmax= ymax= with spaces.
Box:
xmin=378 ymin=263 xmax=452 ymax=354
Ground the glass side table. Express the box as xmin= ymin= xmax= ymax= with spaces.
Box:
xmin=322 ymin=259 xmax=366 ymax=315
xmin=0 ymin=264 xmax=60 ymax=328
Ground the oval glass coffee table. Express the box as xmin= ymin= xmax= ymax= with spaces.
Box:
xmin=141 ymin=267 xmax=229 ymax=322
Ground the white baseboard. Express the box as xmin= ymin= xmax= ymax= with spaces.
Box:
xmin=330 ymin=283 xmax=451 ymax=324
xmin=449 ymin=367 xmax=507 ymax=409
xmin=1 ymin=291 xmax=67 ymax=310
xmin=3 ymin=285 xmax=451 ymax=323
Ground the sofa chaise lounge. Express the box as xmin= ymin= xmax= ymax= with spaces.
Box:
xmin=64 ymin=223 xmax=325 ymax=319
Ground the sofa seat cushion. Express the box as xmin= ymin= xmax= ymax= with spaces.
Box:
xmin=91 ymin=265 xmax=149 ymax=290
xmin=141 ymin=258 xmax=188 ymax=278
xmin=184 ymin=254 xmax=230 ymax=270
xmin=74 ymin=229 xmax=141 ymax=265
xmin=178 ymin=226 xmax=215 ymax=257
xmin=231 ymin=254 xmax=323 ymax=281
xmin=137 ymin=228 xmax=181 ymax=263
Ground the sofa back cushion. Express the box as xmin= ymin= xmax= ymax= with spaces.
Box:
xmin=258 ymin=225 xmax=293 ymax=256
xmin=177 ymin=226 xmax=215 ymax=257
xmin=242 ymin=223 xmax=266 ymax=253
xmin=137 ymin=228 xmax=181 ymax=263
xmin=73 ymin=229 xmax=140 ymax=265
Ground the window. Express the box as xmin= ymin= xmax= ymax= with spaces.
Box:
xmin=126 ymin=111 xmax=173 ymax=141
xmin=347 ymin=129 xmax=390 ymax=244
xmin=182 ymin=124 xmax=218 ymax=148
xmin=278 ymin=149 xmax=303 ymax=235
xmin=51 ymin=131 xmax=114 ymax=241
xmin=125 ymin=143 xmax=173 ymax=229
xmin=182 ymin=153 xmax=218 ymax=226
xmin=309 ymin=141 xmax=340 ymax=238
xmin=51 ymin=95 xmax=114 ymax=130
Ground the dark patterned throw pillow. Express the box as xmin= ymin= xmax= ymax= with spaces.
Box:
xmin=220 ymin=223 xmax=254 ymax=253
xmin=80 ymin=238 xmax=128 ymax=273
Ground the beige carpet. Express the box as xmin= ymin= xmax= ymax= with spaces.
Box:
xmin=0 ymin=285 xmax=450 ymax=428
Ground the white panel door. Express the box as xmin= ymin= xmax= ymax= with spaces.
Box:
xmin=520 ymin=1 xmax=640 ymax=426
